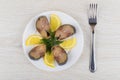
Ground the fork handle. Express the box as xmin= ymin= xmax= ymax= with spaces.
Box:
xmin=89 ymin=31 xmax=96 ymax=73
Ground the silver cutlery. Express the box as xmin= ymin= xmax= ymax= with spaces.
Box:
xmin=88 ymin=3 xmax=97 ymax=73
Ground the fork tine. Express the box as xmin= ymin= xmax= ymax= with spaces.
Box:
xmin=94 ymin=4 xmax=97 ymax=21
xmin=93 ymin=4 xmax=96 ymax=19
xmin=92 ymin=3 xmax=94 ymax=17
xmin=93 ymin=4 xmax=97 ymax=19
xmin=96 ymin=4 xmax=97 ymax=18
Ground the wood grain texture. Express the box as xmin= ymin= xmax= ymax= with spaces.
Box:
xmin=0 ymin=0 xmax=120 ymax=80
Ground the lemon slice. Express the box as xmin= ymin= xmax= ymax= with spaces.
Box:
xmin=44 ymin=52 xmax=55 ymax=68
xmin=60 ymin=38 xmax=77 ymax=49
xmin=26 ymin=35 xmax=42 ymax=46
xmin=50 ymin=14 xmax=61 ymax=32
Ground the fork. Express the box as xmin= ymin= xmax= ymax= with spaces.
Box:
xmin=88 ymin=3 xmax=97 ymax=73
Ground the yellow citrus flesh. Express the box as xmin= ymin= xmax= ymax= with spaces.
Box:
xmin=60 ymin=38 xmax=77 ymax=49
xmin=44 ymin=52 xmax=55 ymax=68
xmin=50 ymin=14 xmax=61 ymax=32
xmin=26 ymin=35 xmax=42 ymax=46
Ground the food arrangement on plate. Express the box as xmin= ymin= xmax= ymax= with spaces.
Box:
xmin=25 ymin=14 xmax=77 ymax=67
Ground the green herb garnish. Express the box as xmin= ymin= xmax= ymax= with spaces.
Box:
xmin=41 ymin=31 xmax=63 ymax=53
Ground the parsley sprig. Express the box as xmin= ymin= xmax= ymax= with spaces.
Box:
xmin=41 ymin=31 xmax=63 ymax=53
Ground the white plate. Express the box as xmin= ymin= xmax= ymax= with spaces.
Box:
xmin=23 ymin=11 xmax=84 ymax=71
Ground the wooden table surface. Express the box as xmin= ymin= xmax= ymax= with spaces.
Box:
xmin=0 ymin=0 xmax=120 ymax=80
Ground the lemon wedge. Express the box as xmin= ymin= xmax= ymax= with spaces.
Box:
xmin=50 ymin=14 xmax=61 ymax=32
xmin=26 ymin=35 xmax=42 ymax=46
xmin=44 ymin=52 xmax=55 ymax=68
xmin=60 ymin=38 xmax=77 ymax=49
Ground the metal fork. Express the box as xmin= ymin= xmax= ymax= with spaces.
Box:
xmin=88 ymin=3 xmax=97 ymax=73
